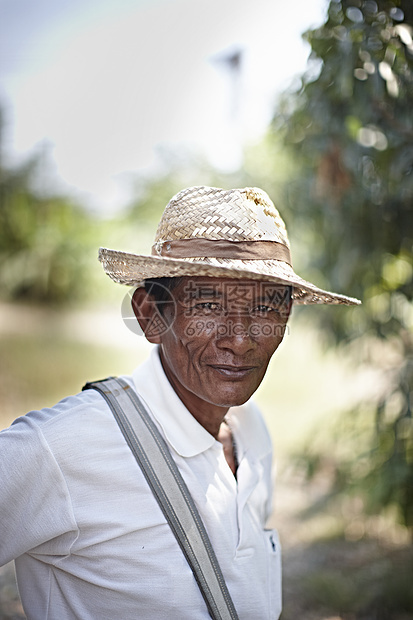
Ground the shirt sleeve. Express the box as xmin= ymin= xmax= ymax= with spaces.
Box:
xmin=0 ymin=414 xmax=78 ymax=566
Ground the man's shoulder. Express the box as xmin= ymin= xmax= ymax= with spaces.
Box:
xmin=6 ymin=374 xmax=135 ymax=435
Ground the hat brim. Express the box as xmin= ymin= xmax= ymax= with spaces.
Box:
xmin=99 ymin=247 xmax=361 ymax=306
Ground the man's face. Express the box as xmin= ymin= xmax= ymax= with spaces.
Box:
xmin=156 ymin=277 xmax=291 ymax=414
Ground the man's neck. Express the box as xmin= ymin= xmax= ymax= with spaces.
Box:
xmin=158 ymin=348 xmax=238 ymax=473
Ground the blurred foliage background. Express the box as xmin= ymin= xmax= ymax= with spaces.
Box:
xmin=274 ymin=0 xmax=413 ymax=534
xmin=1 ymin=0 xmax=413 ymax=619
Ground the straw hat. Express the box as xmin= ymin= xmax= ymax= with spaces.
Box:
xmin=99 ymin=186 xmax=360 ymax=305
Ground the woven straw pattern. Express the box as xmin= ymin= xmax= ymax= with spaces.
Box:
xmin=154 ymin=186 xmax=290 ymax=248
xmin=98 ymin=185 xmax=361 ymax=306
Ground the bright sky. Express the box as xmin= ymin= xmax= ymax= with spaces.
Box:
xmin=0 ymin=0 xmax=327 ymax=212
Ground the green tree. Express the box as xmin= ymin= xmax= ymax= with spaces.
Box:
xmin=0 ymin=116 xmax=98 ymax=304
xmin=275 ymin=0 xmax=413 ymax=528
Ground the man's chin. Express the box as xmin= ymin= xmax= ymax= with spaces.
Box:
xmin=208 ymin=390 xmax=253 ymax=409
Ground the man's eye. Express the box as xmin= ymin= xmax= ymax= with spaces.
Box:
xmin=253 ymin=305 xmax=278 ymax=314
xmin=195 ymin=302 xmax=221 ymax=311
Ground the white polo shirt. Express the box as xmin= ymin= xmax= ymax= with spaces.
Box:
xmin=0 ymin=347 xmax=281 ymax=619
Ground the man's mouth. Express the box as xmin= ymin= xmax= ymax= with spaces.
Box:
xmin=209 ymin=364 xmax=257 ymax=379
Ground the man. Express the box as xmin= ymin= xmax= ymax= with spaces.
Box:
xmin=0 ymin=186 xmax=359 ymax=619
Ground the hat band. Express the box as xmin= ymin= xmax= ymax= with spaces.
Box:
xmin=152 ymin=239 xmax=292 ymax=266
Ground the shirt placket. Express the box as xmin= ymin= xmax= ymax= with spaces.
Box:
xmin=234 ymin=454 xmax=263 ymax=557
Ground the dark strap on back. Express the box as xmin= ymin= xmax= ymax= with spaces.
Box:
xmin=83 ymin=376 xmax=239 ymax=620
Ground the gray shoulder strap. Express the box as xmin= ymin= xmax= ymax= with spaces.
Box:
xmin=83 ymin=376 xmax=239 ymax=620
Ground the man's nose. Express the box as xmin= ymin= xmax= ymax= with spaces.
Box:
xmin=215 ymin=311 xmax=257 ymax=354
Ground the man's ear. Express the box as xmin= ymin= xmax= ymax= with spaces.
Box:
xmin=131 ymin=287 xmax=164 ymax=344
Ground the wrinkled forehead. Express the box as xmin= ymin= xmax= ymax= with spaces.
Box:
xmin=173 ymin=276 xmax=291 ymax=304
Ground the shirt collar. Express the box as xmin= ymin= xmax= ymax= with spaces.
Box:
xmin=225 ymin=402 xmax=272 ymax=463
xmin=132 ymin=346 xmax=216 ymax=457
